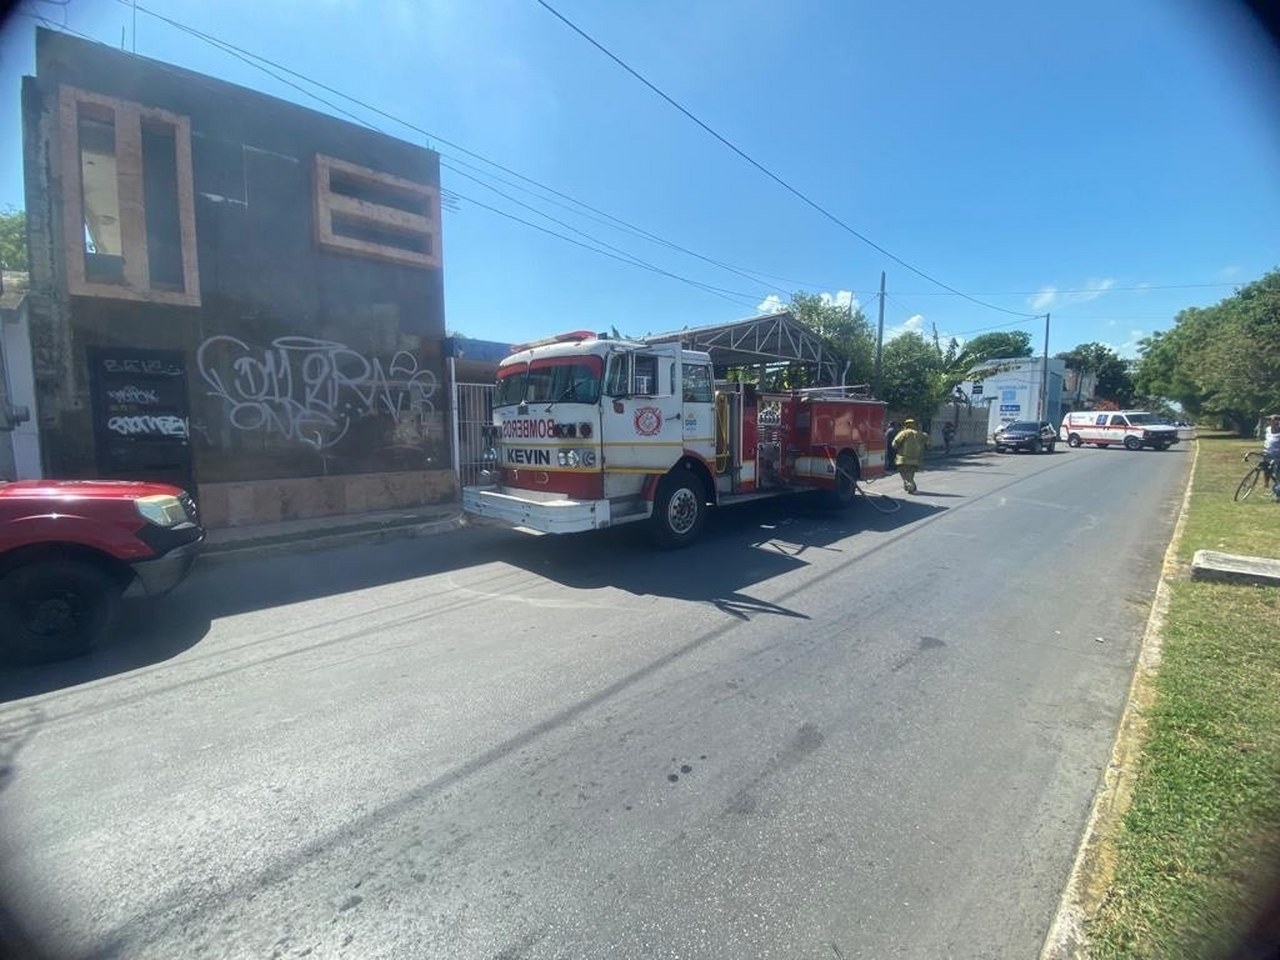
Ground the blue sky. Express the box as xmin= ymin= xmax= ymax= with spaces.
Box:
xmin=2 ymin=0 xmax=1278 ymax=357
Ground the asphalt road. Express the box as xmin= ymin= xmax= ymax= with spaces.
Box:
xmin=0 ymin=444 xmax=1192 ymax=960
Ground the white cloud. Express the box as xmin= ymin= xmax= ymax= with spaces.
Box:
xmin=1218 ymin=265 xmax=1242 ymax=279
xmin=1027 ymin=277 xmax=1116 ymax=312
xmin=756 ymin=290 xmax=861 ymax=316
xmin=1073 ymin=278 xmax=1115 ymax=303
xmin=757 ymin=294 xmax=787 ymax=315
xmin=1029 ymin=286 xmax=1058 ymax=311
xmin=1115 ymin=329 xmax=1148 ymax=358
xmin=885 ymin=314 xmax=925 ymax=341
xmin=820 ymin=290 xmax=861 ymax=312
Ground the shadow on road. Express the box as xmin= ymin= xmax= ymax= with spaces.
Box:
xmin=0 ymin=491 xmax=945 ymax=703
xmin=497 ymin=491 xmax=944 ymax=611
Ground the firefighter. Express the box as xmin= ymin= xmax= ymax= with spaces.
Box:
xmin=884 ymin=420 xmax=900 ymax=473
xmin=892 ymin=418 xmax=929 ymax=494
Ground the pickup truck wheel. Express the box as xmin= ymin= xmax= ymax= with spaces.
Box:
xmin=1045 ymin=441 xmax=1056 ymax=453
xmin=1067 ymin=434 xmax=1082 ymax=447
xmin=651 ymin=471 xmax=707 ymax=549
xmin=0 ymin=560 xmax=120 ymax=664
xmin=1124 ymin=436 xmax=1143 ymax=451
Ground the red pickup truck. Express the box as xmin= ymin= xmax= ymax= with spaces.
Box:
xmin=0 ymin=479 xmax=205 ymax=663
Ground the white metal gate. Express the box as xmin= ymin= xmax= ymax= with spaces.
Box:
xmin=453 ymin=380 xmax=495 ymax=488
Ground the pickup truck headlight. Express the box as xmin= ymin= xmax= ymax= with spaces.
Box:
xmin=136 ymin=494 xmax=187 ymax=528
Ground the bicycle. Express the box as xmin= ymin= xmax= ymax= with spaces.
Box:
xmin=1234 ymin=451 xmax=1279 ymax=502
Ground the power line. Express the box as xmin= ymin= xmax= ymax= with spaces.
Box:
xmin=535 ymin=0 xmax=1040 ymax=320
xmin=439 ymin=152 xmax=833 ymax=292
xmin=33 ymin=10 xmax=768 ymax=310
xmin=896 ymin=282 xmax=1242 ymax=296
xmin=115 ymin=0 xmax=840 ymax=298
xmin=92 ymin=7 xmax=780 ymax=307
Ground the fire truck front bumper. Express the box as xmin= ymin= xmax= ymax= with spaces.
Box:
xmin=462 ymin=485 xmax=613 ymax=534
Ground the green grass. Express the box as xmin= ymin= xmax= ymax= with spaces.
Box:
xmin=1088 ymin=434 xmax=1280 ymax=959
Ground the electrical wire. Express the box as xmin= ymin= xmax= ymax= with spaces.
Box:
xmin=897 ymin=282 xmax=1242 ymax=296
xmin=37 ymin=6 xmax=775 ymax=309
xmin=116 ymin=0 xmax=844 ymax=297
xmin=535 ymin=0 xmax=1041 ymax=320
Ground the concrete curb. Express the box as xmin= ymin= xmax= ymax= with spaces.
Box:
xmin=1038 ymin=438 xmax=1198 ymax=958
xmin=199 ymin=512 xmax=468 ymax=565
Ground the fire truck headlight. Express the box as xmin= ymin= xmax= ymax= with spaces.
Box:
xmin=483 ymin=446 xmax=498 ymax=464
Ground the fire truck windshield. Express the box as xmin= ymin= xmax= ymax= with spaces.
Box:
xmin=526 ymin=358 xmax=603 ymax=407
xmin=494 ymin=365 xmax=528 ymax=407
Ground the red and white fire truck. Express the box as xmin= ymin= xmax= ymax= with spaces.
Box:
xmin=461 ymin=332 xmax=888 ymax=547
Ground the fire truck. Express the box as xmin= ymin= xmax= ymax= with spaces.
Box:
xmin=461 ymin=331 xmax=888 ymax=547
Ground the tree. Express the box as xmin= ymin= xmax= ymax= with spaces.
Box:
xmin=763 ymin=291 xmax=875 ymax=389
xmin=877 ymin=325 xmax=1032 ymax=422
xmin=1056 ymin=342 xmax=1135 ymax=408
xmin=0 ymin=207 xmax=27 ymax=272
xmin=962 ymin=330 xmax=1033 ymax=360
xmin=879 ymin=331 xmax=938 ymax=413
xmin=1133 ymin=269 xmax=1280 ymax=433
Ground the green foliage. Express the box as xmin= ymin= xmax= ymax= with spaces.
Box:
xmin=879 ymin=331 xmax=937 ymax=413
xmin=0 ymin=207 xmax=27 ymax=272
xmin=1134 ymin=270 xmax=1280 ymax=433
xmin=1057 ymin=341 xmax=1135 ymax=407
xmin=1089 ymin=437 xmax=1280 ymax=959
xmin=962 ymin=330 xmax=1033 ymax=359
xmin=878 ymin=325 xmax=1028 ymax=420
xmin=764 ymin=291 xmax=875 ymax=389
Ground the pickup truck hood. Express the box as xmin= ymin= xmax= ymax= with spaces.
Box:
xmin=0 ymin=479 xmax=186 ymax=500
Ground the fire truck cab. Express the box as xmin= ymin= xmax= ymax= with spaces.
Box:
xmin=462 ymin=332 xmax=887 ymax=547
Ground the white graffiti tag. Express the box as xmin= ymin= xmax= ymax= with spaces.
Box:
xmin=108 ymin=415 xmax=189 ymax=438
xmin=107 ymin=385 xmax=161 ymax=405
xmin=196 ymin=336 xmax=438 ymax=449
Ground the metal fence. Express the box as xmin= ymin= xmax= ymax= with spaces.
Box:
xmin=454 ymin=380 xmax=495 ymax=489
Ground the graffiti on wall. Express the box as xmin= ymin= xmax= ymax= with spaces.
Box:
xmin=196 ymin=335 xmax=438 ymax=449
xmin=107 ymin=414 xmax=189 ymax=438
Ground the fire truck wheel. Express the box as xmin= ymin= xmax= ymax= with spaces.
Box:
xmin=651 ymin=471 xmax=707 ymax=549
xmin=829 ymin=452 xmax=859 ymax=508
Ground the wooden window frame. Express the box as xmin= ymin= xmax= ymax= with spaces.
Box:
xmin=314 ymin=154 xmax=441 ymax=269
xmin=58 ymin=86 xmax=201 ymax=306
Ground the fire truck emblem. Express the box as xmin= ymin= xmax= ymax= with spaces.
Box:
xmin=633 ymin=405 xmax=663 ymax=437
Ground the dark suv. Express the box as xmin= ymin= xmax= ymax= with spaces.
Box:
xmin=993 ymin=420 xmax=1057 ymax=454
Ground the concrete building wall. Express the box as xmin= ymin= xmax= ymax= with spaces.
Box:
xmin=959 ymin=357 xmax=1067 ymax=436
xmin=22 ymin=28 xmax=454 ymax=526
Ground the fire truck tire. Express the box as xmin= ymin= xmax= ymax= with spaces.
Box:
xmin=651 ymin=471 xmax=708 ymax=549
xmin=828 ymin=452 xmax=859 ymax=508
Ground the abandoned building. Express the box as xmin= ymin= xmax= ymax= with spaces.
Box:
xmin=20 ymin=27 xmax=452 ymax=527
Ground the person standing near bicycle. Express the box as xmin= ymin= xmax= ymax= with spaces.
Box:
xmin=1263 ymin=414 xmax=1280 ymax=493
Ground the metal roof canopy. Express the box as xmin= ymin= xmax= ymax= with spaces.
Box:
xmin=645 ymin=310 xmax=842 ymax=385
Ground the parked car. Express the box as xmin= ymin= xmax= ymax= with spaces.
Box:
xmin=993 ymin=420 xmax=1057 ymax=453
xmin=1059 ymin=410 xmax=1179 ymax=450
xmin=0 ymin=480 xmax=204 ymax=664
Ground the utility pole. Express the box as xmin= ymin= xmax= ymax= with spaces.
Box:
xmin=1039 ymin=312 xmax=1050 ymax=421
xmin=873 ymin=271 xmax=886 ymax=396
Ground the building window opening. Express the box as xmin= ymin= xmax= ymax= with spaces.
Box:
xmin=78 ymin=106 xmax=123 ymax=283
xmin=141 ymin=120 xmax=184 ymax=290
xmin=329 ymin=171 xmax=430 ymax=217
xmin=331 ymin=213 xmax=431 ymax=257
